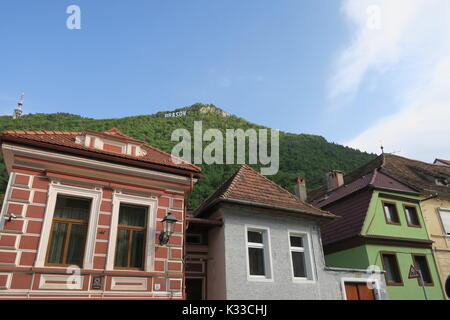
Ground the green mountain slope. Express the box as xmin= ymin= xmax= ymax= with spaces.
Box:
xmin=0 ymin=103 xmax=375 ymax=208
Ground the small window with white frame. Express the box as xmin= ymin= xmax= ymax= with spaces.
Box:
xmin=246 ymin=227 xmax=272 ymax=280
xmin=438 ymin=209 xmax=450 ymax=236
xmin=289 ymin=233 xmax=313 ymax=281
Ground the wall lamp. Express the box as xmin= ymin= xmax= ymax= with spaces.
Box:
xmin=159 ymin=212 xmax=178 ymax=245
xmin=5 ymin=213 xmax=17 ymax=222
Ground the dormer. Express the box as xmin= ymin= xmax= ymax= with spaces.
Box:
xmin=75 ymin=128 xmax=147 ymax=157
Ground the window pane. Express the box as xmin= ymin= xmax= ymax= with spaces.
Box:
xmin=405 ymin=207 xmax=420 ymax=226
xmin=248 ymin=231 xmax=263 ymax=244
xmin=115 ymin=229 xmax=130 ymax=267
xmin=292 ymin=251 xmax=306 ymax=278
xmin=66 ymin=224 xmax=87 ymax=266
xmin=47 ymin=222 xmax=68 ymax=264
xmin=130 ymin=230 xmax=145 ymax=268
xmin=384 ymin=204 xmax=399 ymax=223
xmin=439 ymin=210 xmax=450 ymax=235
xmin=414 ymin=256 xmax=432 ymax=284
xmin=54 ymin=196 xmax=91 ymax=221
xmin=248 ymin=247 xmax=265 ymax=276
xmin=118 ymin=204 xmax=147 ymax=227
xmin=290 ymin=236 xmax=303 ymax=248
xmin=382 ymin=254 xmax=402 ymax=283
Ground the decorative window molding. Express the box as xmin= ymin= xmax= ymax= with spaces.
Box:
xmin=76 ymin=134 xmax=147 ymax=157
xmin=245 ymin=225 xmax=273 ymax=282
xmin=380 ymin=251 xmax=403 ymax=286
xmin=438 ymin=208 xmax=450 ymax=236
xmin=105 ymin=192 xmax=157 ymax=272
xmin=403 ymin=205 xmax=421 ymax=228
xmin=411 ymin=254 xmax=434 ymax=286
xmin=382 ymin=201 xmax=401 ymax=225
xmin=35 ymin=182 xmax=102 ymax=269
xmin=288 ymin=230 xmax=315 ymax=282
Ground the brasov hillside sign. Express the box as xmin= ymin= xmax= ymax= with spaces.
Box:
xmin=164 ymin=111 xmax=187 ymax=118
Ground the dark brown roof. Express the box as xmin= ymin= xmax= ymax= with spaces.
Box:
xmin=0 ymin=129 xmax=201 ymax=177
xmin=321 ymin=188 xmax=373 ymax=245
xmin=381 ymin=154 xmax=450 ymax=197
xmin=195 ymin=165 xmax=336 ymax=221
xmin=311 ymin=170 xmax=418 ymax=208
xmin=307 ymin=153 xmax=442 ymax=202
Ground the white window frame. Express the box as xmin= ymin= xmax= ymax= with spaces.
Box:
xmin=438 ymin=208 xmax=450 ymax=236
xmin=288 ymin=231 xmax=315 ymax=282
xmin=0 ymin=172 xmax=15 ymax=231
xmin=245 ymin=225 xmax=273 ymax=282
xmin=35 ymin=182 xmax=102 ymax=269
xmin=105 ymin=192 xmax=158 ymax=272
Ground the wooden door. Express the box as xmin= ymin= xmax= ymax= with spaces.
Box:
xmin=345 ymin=282 xmax=376 ymax=300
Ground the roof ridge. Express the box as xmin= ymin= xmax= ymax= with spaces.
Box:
xmin=239 ymin=165 xmax=334 ymax=216
xmin=368 ymin=169 xmax=377 ymax=185
xmin=2 ymin=130 xmax=80 ymax=135
xmin=221 ymin=165 xmax=247 ymax=198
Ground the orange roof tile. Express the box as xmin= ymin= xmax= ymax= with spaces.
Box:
xmin=195 ymin=165 xmax=336 ymax=220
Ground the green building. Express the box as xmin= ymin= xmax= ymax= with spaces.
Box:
xmin=308 ymin=156 xmax=445 ymax=300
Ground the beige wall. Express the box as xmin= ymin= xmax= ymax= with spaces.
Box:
xmin=420 ymin=196 xmax=450 ymax=298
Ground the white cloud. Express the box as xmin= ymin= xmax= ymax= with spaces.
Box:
xmin=330 ymin=0 xmax=450 ymax=161
xmin=347 ymin=57 xmax=450 ymax=161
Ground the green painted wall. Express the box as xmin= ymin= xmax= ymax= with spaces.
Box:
xmin=362 ymin=190 xmax=430 ymax=239
xmin=366 ymin=245 xmax=444 ymax=300
xmin=324 ymin=189 xmax=445 ymax=300
xmin=325 ymin=245 xmax=444 ymax=300
xmin=325 ymin=245 xmax=369 ymax=269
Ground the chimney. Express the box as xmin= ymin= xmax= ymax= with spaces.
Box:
xmin=327 ymin=170 xmax=344 ymax=191
xmin=294 ymin=177 xmax=307 ymax=202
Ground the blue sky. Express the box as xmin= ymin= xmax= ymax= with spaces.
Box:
xmin=1 ymin=1 xmax=449 ymax=161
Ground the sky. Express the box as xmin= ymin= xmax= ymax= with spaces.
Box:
xmin=0 ymin=0 xmax=449 ymax=162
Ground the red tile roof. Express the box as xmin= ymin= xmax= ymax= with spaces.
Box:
xmin=0 ymin=129 xmax=201 ymax=176
xmin=195 ymin=165 xmax=336 ymax=221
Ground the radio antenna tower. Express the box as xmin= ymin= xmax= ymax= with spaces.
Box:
xmin=12 ymin=93 xmax=24 ymax=119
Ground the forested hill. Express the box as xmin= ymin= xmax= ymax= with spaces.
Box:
xmin=0 ymin=103 xmax=375 ymax=208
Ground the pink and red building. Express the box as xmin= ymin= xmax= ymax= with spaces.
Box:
xmin=0 ymin=128 xmax=201 ymax=299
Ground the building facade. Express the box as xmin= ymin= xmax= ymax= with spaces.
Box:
xmin=0 ymin=129 xmax=201 ymax=299
xmin=190 ymin=165 xmax=387 ymax=300
xmin=308 ymin=157 xmax=446 ymax=300
xmin=379 ymin=154 xmax=450 ymax=298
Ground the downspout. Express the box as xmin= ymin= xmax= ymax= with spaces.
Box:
xmin=420 ymin=193 xmax=438 ymax=203
xmin=182 ymin=173 xmax=194 ymax=300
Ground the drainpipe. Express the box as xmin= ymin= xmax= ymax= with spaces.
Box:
xmin=420 ymin=193 xmax=438 ymax=202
